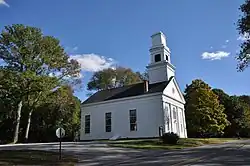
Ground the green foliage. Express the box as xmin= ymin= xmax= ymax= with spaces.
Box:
xmin=136 ymin=71 xmax=149 ymax=81
xmin=0 ymin=99 xmax=15 ymax=143
xmin=0 ymin=24 xmax=80 ymax=76
xmin=239 ymin=95 xmax=250 ymax=107
xmin=0 ymin=24 xmax=81 ymax=143
xmin=184 ymin=81 xmax=250 ymax=138
xmin=237 ymin=0 xmax=250 ymax=71
xmin=184 ymin=79 xmax=229 ymax=137
xmin=0 ymin=76 xmax=81 ymax=143
xmin=160 ymin=132 xmax=179 ymax=145
xmin=213 ymin=89 xmax=250 ymax=137
xmin=0 ymin=24 xmax=81 ymax=93
xmin=27 ymin=86 xmax=81 ymax=142
xmin=87 ymin=66 xmax=143 ymax=91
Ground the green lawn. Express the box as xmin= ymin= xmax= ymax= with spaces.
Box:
xmin=107 ymin=138 xmax=241 ymax=150
xmin=0 ymin=150 xmax=78 ymax=165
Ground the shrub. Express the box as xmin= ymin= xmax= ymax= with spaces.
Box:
xmin=160 ymin=132 xmax=179 ymax=145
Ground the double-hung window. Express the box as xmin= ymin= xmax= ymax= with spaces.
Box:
xmin=105 ymin=112 xmax=112 ymax=132
xmin=129 ymin=109 xmax=137 ymax=131
xmin=85 ymin=115 xmax=90 ymax=134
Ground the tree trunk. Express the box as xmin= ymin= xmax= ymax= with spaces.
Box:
xmin=13 ymin=100 xmax=23 ymax=144
xmin=24 ymin=110 xmax=33 ymax=142
xmin=24 ymin=91 xmax=42 ymax=142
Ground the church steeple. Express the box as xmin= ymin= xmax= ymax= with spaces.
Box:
xmin=146 ymin=31 xmax=175 ymax=84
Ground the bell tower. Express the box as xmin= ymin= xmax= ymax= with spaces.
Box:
xmin=146 ymin=32 xmax=175 ymax=84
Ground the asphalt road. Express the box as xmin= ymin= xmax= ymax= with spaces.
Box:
xmin=0 ymin=139 xmax=250 ymax=165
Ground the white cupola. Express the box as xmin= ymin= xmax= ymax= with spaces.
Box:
xmin=146 ymin=31 xmax=175 ymax=84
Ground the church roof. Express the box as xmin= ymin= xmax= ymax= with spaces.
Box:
xmin=82 ymin=76 xmax=174 ymax=105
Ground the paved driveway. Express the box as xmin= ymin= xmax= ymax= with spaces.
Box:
xmin=0 ymin=140 xmax=250 ymax=165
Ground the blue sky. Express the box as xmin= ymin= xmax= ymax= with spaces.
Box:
xmin=1 ymin=0 xmax=249 ymax=101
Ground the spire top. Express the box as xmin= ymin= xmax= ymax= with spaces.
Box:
xmin=151 ymin=31 xmax=167 ymax=47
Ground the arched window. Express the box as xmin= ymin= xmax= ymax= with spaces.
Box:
xmin=166 ymin=55 xmax=168 ymax=61
xmin=155 ymin=54 xmax=161 ymax=62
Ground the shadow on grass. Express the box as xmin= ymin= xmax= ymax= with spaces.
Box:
xmin=0 ymin=150 xmax=78 ymax=165
xmin=108 ymin=139 xmax=192 ymax=150
xmin=108 ymin=138 xmax=241 ymax=150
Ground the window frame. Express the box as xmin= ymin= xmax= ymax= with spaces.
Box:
xmin=84 ymin=115 xmax=91 ymax=134
xmin=154 ymin=54 xmax=161 ymax=62
xmin=179 ymin=108 xmax=184 ymax=133
xmin=164 ymin=102 xmax=171 ymax=131
xmin=129 ymin=109 xmax=137 ymax=131
xmin=105 ymin=112 xmax=112 ymax=132
xmin=173 ymin=106 xmax=177 ymax=122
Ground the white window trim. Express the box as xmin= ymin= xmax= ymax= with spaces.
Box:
xmin=105 ymin=112 xmax=112 ymax=132
xmin=84 ymin=115 xmax=91 ymax=134
xmin=129 ymin=109 xmax=137 ymax=131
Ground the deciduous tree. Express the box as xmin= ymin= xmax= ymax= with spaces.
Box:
xmin=0 ymin=24 xmax=81 ymax=142
xmin=213 ymin=89 xmax=250 ymax=137
xmin=184 ymin=79 xmax=229 ymax=137
xmin=237 ymin=0 xmax=250 ymax=71
xmin=87 ymin=66 xmax=142 ymax=91
xmin=28 ymin=86 xmax=81 ymax=142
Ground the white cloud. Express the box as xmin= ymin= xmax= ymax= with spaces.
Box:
xmin=70 ymin=53 xmax=115 ymax=72
xmin=0 ymin=0 xmax=9 ymax=7
xmin=201 ymin=51 xmax=230 ymax=60
xmin=237 ymin=33 xmax=250 ymax=41
xmin=225 ymin=40 xmax=229 ymax=43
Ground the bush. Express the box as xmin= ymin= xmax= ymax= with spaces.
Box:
xmin=160 ymin=132 xmax=179 ymax=145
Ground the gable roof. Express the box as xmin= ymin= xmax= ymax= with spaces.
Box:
xmin=82 ymin=76 xmax=174 ymax=105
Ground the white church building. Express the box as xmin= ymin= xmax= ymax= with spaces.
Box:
xmin=80 ymin=32 xmax=187 ymax=140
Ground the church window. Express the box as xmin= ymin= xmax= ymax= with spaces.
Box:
xmin=155 ymin=54 xmax=161 ymax=62
xmin=179 ymin=108 xmax=184 ymax=133
xmin=85 ymin=115 xmax=90 ymax=134
xmin=164 ymin=103 xmax=170 ymax=131
xmin=173 ymin=107 xmax=177 ymax=120
xmin=129 ymin=109 xmax=137 ymax=131
xmin=105 ymin=112 xmax=112 ymax=132
xmin=166 ymin=55 xmax=168 ymax=61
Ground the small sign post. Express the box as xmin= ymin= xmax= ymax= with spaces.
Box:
xmin=159 ymin=126 xmax=163 ymax=137
xmin=56 ymin=127 xmax=65 ymax=160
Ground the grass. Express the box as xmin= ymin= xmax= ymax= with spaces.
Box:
xmin=107 ymin=138 xmax=241 ymax=150
xmin=0 ymin=150 xmax=78 ymax=165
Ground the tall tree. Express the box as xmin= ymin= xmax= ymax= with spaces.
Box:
xmin=28 ymin=86 xmax=81 ymax=142
xmin=239 ymin=95 xmax=250 ymax=107
xmin=237 ymin=0 xmax=250 ymax=71
xmin=0 ymin=69 xmax=26 ymax=143
xmin=213 ymin=89 xmax=250 ymax=137
xmin=87 ymin=66 xmax=142 ymax=91
xmin=0 ymin=24 xmax=81 ymax=142
xmin=0 ymin=69 xmax=18 ymax=143
xmin=230 ymin=96 xmax=250 ymax=136
xmin=184 ymin=79 xmax=229 ymax=137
